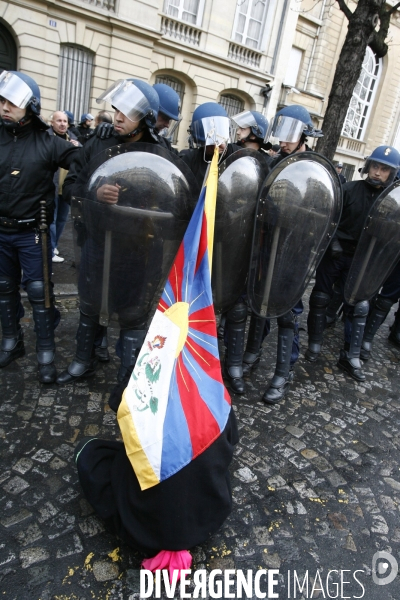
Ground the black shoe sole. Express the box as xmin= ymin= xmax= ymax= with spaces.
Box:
xmin=223 ymin=375 xmax=245 ymax=395
xmin=56 ymin=368 xmax=97 ymax=385
xmin=0 ymin=346 xmax=25 ymax=368
xmin=337 ymin=360 xmax=366 ymax=382
xmin=305 ymin=350 xmax=319 ymax=363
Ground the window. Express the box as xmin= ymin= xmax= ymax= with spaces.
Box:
xmin=57 ymin=45 xmax=94 ymax=121
xmin=342 ymin=47 xmax=381 ymax=140
xmin=219 ymin=94 xmax=244 ymax=117
xmin=0 ymin=22 xmax=17 ymax=72
xmin=155 ymin=74 xmax=185 ymax=144
xmin=284 ymin=47 xmax=303 ymax=88
xmin=232 ymin=0 xmax=269 ymax=50
xmin=163 ymin=0 xmax=204 ymax=26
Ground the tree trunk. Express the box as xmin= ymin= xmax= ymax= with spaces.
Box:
xmin=315 ymin=0 xmax=385 ymax=161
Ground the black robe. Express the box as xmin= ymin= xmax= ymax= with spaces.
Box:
xmin=75 ymin=407 xmax=238 ymax=555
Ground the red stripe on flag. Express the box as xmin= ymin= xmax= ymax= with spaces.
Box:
xmin=185 ymin=336 xmax=231 ymax=406
xmin=169 ymin=242 xmax=185 ymax=303
xmin=189 ymin=305 xmax=218 ymax=337
xmin=158 ymin=298 xmax=169 ymax=312
xmin=176 ymin=354 xmax=222 ymax=457
xmin=195 ymin=213 xmax=208 ymax=273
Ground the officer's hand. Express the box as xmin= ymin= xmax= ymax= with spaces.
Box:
xmin=97 ymin=122 xmax=114 ymax=139
xmin=70 ymin=139 xmax=80 ymax=147
xmin=97 ymin=183 xmax=121 ymax=204
xmin=330 ymin=238 xmax=343 ymax=258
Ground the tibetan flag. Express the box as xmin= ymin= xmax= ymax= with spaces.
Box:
xmin=117 ymin=148 xmax=231 ymax=490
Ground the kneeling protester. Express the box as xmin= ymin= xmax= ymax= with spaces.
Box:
xmin=74 ymin=147 xmax=238 ymax=580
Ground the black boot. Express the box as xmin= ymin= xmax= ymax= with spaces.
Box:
xmin=94 ymin=326 xmax=110 ymax=362
xmin=57 ymin=311 xmax=99 ymax=384
xmin=242 ymin=313 xmax=267 ymax=376
xmin=26 ymin=281 xmax=57 ymax=384
xmin=0 ymin=277 xmax=25 ymax=368
xmin=337 ymin=300 xmax=368 ymax=382
xmin=389 ymin=308 xmax=400 ymax=348
xmin=360 ymin=296 xmax=393 ymax=360
xmin=262 ymin=311 xmax=295 ymax=404
xmin=224 ymin=303 xmax=247 ymax=395
xmin=325 ymin=283 xmax=343 ymax=327
xmin=305 ymin=291 xmax=330 ymax=361
xmin=117 ymin=329 xmax=146 ymax=382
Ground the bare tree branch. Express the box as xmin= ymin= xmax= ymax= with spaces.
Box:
xmin=387 ymin=1 xmax=400 ymax=16
xmin=335 ymin=0 xmax=353 ymax=20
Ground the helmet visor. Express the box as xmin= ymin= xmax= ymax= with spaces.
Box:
xmin=264 ymin=115 xmax=305 ymax=143
xmin=192 ymin=116 xmax=231 ymax=147
xmin=96 ymin=80 xmax=151 ymax=123
xmin=158 ymin=117 xmax=181 ymax=141
xmin=231 ymin=110 xmax=258 ymax=130
xmin=0 ymin=71 xmax=33 ymax=108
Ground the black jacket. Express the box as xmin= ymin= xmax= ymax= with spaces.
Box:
xmin=336 ymin=179 xmax=382 ymax=249
xmin=179 ymin=144 xmax=241 ymax=188
xmin=0 ymin=120 xmax=78 ymax=233
xmin=63 ymin=128 xmax=170 ymax=205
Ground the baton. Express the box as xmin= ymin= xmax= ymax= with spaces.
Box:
xmin=99 ymin=230 xmax=112 ymax=326
xmin=39 ymin=200 xmax=51 ymax=308
xmin=261 ymin=226 xmax=280 ymax=316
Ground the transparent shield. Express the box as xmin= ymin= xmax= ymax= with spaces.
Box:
xmin=70 ymin=143 xmax=200 ymax=327
xmin=248 ymin=152 xmax=342 ymax=317
xmin=345 ymin=181 xmax=400 ymax=305
xmin=211 ymin=149 xmax=270 ymax=312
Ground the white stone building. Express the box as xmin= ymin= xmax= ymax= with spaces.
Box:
xmin=1 ymin=0 xmax=400 ymax=178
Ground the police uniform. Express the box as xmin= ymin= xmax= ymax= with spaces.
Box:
xmin=180 ymin=144 xmax=243 ymax=391
xmin=306 ymin=178 xmax=384 ymax=381
xmin=0 ymin=71 xmax=78 ymax=383
xmin=57 ymin=79 xmax=173 ymax=385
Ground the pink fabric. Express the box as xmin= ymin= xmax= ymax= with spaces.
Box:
xmin=142 ymin=550 xmax=192 ymax=582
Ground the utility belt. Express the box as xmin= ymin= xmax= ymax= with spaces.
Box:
xmin=0 ymin=216 xmax=38 ymax=230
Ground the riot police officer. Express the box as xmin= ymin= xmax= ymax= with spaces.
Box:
xmin=153 ymin=82 xmax=181 ymax=143
xmin=306 ymin=145 xmax=400 ymax=380
xmin=76 ymin=113 xmax=94 ymax=145
xmin=243 ymin=105 xmax=323 ymax=403
xmin=180 ymin=102 xmax=240 ymax=185
xmin=233 ymin=109 xmax=272 ymax=164
xmin=57 ymin=78 xmax=170 ymax=384
xmin=0 ymin=70 xmax=78 ymax=382
xmin=180 ymin=103 xmax=248 ymax=393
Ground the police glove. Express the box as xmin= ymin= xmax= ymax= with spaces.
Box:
xmin=330 ymin=238 xmax=343 ymax=258
xmin=96 ymin=122 xmax=114 ymax=139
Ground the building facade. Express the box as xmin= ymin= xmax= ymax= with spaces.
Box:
xmin=1 ymin=0 xmax=400 ymax=177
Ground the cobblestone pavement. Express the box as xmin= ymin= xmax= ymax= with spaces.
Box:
xmin=1 ymin=225 xmax=400 ymax=599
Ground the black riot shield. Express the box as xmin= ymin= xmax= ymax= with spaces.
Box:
xmin=345 ymin=181 xmax=400 ymax=305
xmin=248 ymin=152 xmax=342 ymax=318
xmin=211 ymin=149 xmax=270 ymax=313
xmin=70 ymin=143 xmax=199 ymax=327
